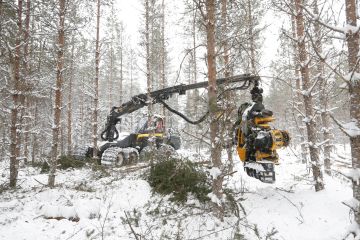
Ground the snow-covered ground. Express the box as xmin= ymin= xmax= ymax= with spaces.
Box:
xmin=0 ymin=145 xmax=355 ymax=240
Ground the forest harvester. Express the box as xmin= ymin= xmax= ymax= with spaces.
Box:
xmin=74 ymin=74 xmax=290 ymax=183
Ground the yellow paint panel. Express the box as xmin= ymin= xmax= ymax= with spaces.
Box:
xmin=237 ymin=147 xmax=246 ymax=162
xmin=254 ymin=117 xmax=275 ymax=125
xmin=137 ymin=133 xmax=164 ymax=140
xmin=255 ymin=151 xmax=272 ymax=161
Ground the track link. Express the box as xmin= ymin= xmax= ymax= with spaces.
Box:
xmin=73 ymin=145 xmax=92 ymax=160
xmin=244 ymin=161 xmax=275 ymax=183
xmin=101 ymin=147 xmax=138 ymax=166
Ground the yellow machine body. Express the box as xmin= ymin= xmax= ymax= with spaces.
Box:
xmin=236 ymin=115 xmax=289 ymax=164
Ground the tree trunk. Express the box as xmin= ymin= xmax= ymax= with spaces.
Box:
xmin=48 ymin=0 xmax=66 ymax=188
xmin=345 ymin=0 xmax=360 ymax=225
xmin=294 ymin=0 xmax=324 ymax=191
xmin=161 ymin=0 xmax=166 ymax=126
xmin=221 ymin=0 xmax=234 ymax=172
xmin=67 ymin=42 xmax=74 ymax=155
xmin=291 ymin=13 xmax=307 ymax=164
xmin=313 ymin=0 xmax=332 ymax=175
xmin=31 ymin=102 xmax=38 ymax=164
xmin=60 ymin=121 xmax=64 ymax=155
xmin=93 ymin=0 xmax=100 ymax=158
xmin=130 ymin=48 xmax=134 ymax=129
xmin=145 ymin=0 xmax=153 ymax=127
xmin=120 ymin=31 xmax=123 ymax=106
xmin=247 ymin=0 xmax=256 ymax=74
xmin=23 ymin=0 xmax=31 ymax=164
xmin=80 ymin=77 xmax=84 ymax=146
xmin=1 ymin=119 xmax=5 ymax=163
xmin=109 ymin=39 xmax=113 ymax=108
xmin=192 ymin=3 xmax=201 ymax=153
xmin=9 ymin=0 xmax=23 ymax=188
xmin=119 ymin=31 xmax=123 ymax=132
xmin=206 ymin=0 xmax=224 ymax=220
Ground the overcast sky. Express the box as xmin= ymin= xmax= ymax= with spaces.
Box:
xmin=113 ymin=0 xmax=283 ymax=95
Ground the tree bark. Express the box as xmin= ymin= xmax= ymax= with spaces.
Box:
xmin=294 ymin=0 xmax=324 ymax=191
xmin=221 ymin=0 xmax=234 ymax=172
xmin=9 ymin=0 xmax=23 ymax=188
xmin=1 ymin=119 xmax=5 ymax=163
xmin=120 ymin=29 xmax=123 ymax=106
xmin=31 ymin=102 xmax=38 ymax=164
xmin=247 ymin=0 xmax=256 ymax=74
xmin=109 ymin=38 xmax=113 ymax=108
xmin=130 ymin=48 xmax=134 ymax=129
xmin=313 ymin=0 xmax=332 ymax=175
xmin=344 ymin=0 xmax=360 ymax=225
xmin=145 ymin=0 xmax=154 ymax=144
xmin=291 ymin=13 xmax=307 ymax=164
xmin=145 ymin=0 xmax=152 ymax=117
xmin=161 ymin=0 xmax=166 ymax=126
xmin=67 ymin=42 xmax=74 ymax=155
xmin=192 ymin=3 xmax=201 ymax=153
xmin=23 ymin=0 xmax=31 ymax=164
xmin=92 ymin=0 xmax=100 ymax=158
xmin=206 ymin=0 xmax=224 ymax=220
xmin=48 ymin=0 xmax=66 ymax=187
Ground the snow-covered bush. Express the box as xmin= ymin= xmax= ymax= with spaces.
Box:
xmin=58 ymin=155 xmax=86 ymax=170
xmin=147 ymin=158 xmax=211 ymax=203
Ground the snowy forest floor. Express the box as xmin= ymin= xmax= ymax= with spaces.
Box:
xmin=0 ymin=145 xmax=355 ymax=240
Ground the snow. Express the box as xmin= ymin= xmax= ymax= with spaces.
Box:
xmin=207 ymin=192 xmax=224 ymax=206
xmin=209 ymin=167 xmax=221 ymax=179
xmin=41 ymin=204 xmax=78 ymax=220
xmin=0 ymin=145 xmax=356 ymax=240
xmin=343 ymin=197 xmax=360 ymax=210
xmin=244 ymin=161 xmax=265 ymax=171
xmin=302 ymin=116 xmax=311 ymax=123
xmin=344 ymin=72 xmax=360 ymax=83
xmin=256 ymin=130 xmax=267 ymax=140
xmin=341 ymin=24 xmax=360 ymax=35
xmin=345 ymin=168 xmax=360 ymax=184
xmin=343 ymin=120 xmax=360 ymax=137
xmin=242 ymin=102 xmax=255 ymax=121
xmin=348 ymin=223 xmax=360 ymax=240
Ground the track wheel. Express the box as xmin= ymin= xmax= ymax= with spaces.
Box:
xmin=101 ymin=147 xmax=125 ymax=166
xmin=73 ymin=145 xmax=92 ymax=160
xmin=116 ymin=152 xmax=125 ymax=167
xmin=128 ymin=151 xmax=138 ymax=164
xmin=139 ymin=146 xmax=155 ymax=162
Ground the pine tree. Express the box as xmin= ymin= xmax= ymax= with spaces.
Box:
xmin=9 ymin=0 xmax=23 ymax=188
xmin=92 ymin=0 xmax=101 ymax=158
xmin=293 ymin=0 xmax=324 ymax=191
xmin=344 ymin=0 xmax=360 ymax=225
xmin=206 ymin=0 xmax=224 ymax=220
xmin=48 ymin=0 xmax=66 ymax=188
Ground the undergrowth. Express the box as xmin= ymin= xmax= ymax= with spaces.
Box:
xmin=58 ymin=155 xmax=86 ymax=169
xmin=147 ymin=157 xmax=211 ymax=203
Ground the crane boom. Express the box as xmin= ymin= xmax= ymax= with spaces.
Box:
xmin=101 ymin=74 xmax=260 ymax=142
